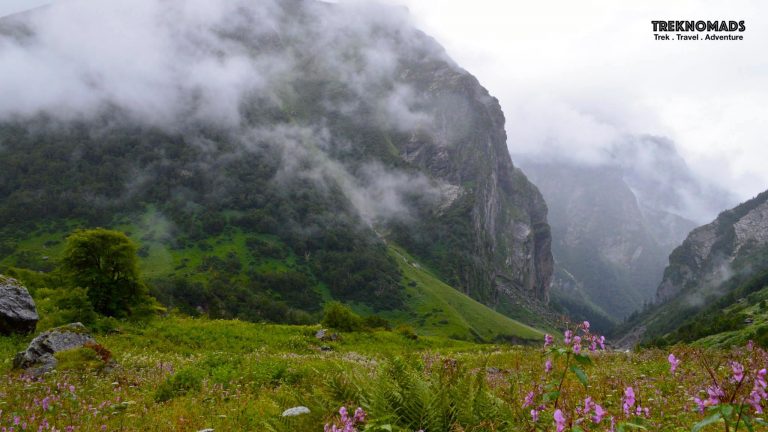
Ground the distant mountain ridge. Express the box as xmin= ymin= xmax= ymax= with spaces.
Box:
xmin=516 ymin=135 xmax=733 ymax=328
xmin=618 ymin=189 xmax=768 ymax=346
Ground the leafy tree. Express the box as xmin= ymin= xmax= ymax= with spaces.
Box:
xmin=61 ymin=228 xmax=151 ymax=317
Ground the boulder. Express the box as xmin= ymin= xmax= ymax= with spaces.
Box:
xmin=13 ymin=322 xmax=96 ymax=376
xmin=0 ymin=275 xmax=39 ymax=335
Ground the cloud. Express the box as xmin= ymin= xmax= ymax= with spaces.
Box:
xmin=393 ymin=0 xmax=768 ymax=214
xmin=0 ymin=0 xmax=451 ymax=225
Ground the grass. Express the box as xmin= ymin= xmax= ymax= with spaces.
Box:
xmin=376 ymin=245 xmax=546 ymax=342
xmin=1 ymin=316 xmax=764 ymax=431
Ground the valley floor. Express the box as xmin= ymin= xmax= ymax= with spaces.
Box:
xmin=0 ymin=317 xmax=766 ymax=431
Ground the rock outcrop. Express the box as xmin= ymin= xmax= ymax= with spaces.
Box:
xmin=13 ymin=323 xmax=96 ymax=375
xmin=0 ymin=275 xmax=39 ymax=335
xmin=656 ymin=190 xmax=768 ymax=301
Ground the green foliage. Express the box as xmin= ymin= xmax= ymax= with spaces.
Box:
xmin=154 ymin=366 xmax=205 ymax=402
xmin=322 ymin=302 xmax=363 ymax=332
xmin=54 ymin=347 xmax=104 ymax=371
xmin=394 ymin=324 xmax=418 ymax=340
xmin=34 ymin=287 xmax=98 ymax=330
xmin=61 ymin=228 xmax=151 ymax=317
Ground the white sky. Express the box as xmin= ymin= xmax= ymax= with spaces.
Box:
xmin=392 ymin=0 xmax=768 ymax=202
xmin=2 ymin=0 xmax=767 ymax=201
xmin=0 ymin=0 xmax=51 ymax=17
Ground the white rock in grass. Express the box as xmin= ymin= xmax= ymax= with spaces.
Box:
xmin=197 ymin=429 xmax=214 ymax=432
xmin=282 ymin=406 xmax=311 ymax=417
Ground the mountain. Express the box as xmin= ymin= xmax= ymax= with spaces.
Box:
xmin=619 ymin=190 xmax=768 ymax=346
xmin=518 ymin=159 xmax=692 ymax=327
xmin=0 ymin=0 xmax=553 ymax=338
xmin=516 ymin=136 xmax=732 ymax=329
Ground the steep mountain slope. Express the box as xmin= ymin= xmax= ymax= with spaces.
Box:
xmin=0 ymin=0 xmax=553 ymax=332
xmin=619 ymin=190 xmax=768 ymax=346
xmin=518 ymin=159 xmax=696 ymax=324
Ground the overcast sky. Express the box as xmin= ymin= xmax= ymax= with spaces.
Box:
xmin=392 ymin=0 xmax=768 ymax=203
xmin=2 ymin=0 xmax=766 ymax=204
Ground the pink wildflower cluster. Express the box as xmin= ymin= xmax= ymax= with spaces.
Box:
xmin=622 ymin=387 xmax=649 ymax=418
xmin=324 ymin=407 xmax=366 ymax=432
xmin=553 ymin=321 xmax=605 ymax=355
xmin=668 ymin=353 xmax=681 ymax=374
xmin=691 ymin=358 xmax=767 ymax=415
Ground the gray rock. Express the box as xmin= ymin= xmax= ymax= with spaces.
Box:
xmin=0 ymin=275 xmax=39 ymax=335
xmin=282 ymin=406 xmax=310 ymax=417
xmin=13 ymin=322 xmax=96 ymax=376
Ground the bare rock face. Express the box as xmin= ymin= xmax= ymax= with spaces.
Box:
xmin=13 ymin=322 xmax=96 ymax=376
xmin=0 ymin=275 xmax=39 ymax=335
xmin=656 ymin=190 xmax=768 ymax=302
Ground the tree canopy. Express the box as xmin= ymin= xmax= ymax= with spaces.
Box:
xmin=61 ymin=228 xmax=149 ymax=317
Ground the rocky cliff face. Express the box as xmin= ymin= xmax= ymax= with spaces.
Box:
xmin=394 ymin=62 xmax=553 ymax=305
xmin=656 ymin=190 xmax=768 ymax=301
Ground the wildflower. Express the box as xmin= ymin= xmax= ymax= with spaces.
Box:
xmin=544 ymin=334 xmax=554 ymax=347
xmin=353 ymin=407 xmax=366 ymax=423
xmin=693 ymin=397 xmax=706 ymax=413
xmin=572 ymin=336 xmax=582 ymax=354
xmin=593 ymin=404 xmax=606 ymax=423
xmin=623 ymin=387 xmax=635 ymax=416
xmin=706 ymin=386 xmax=724 ymax=406
xmin=668 ymin=353 xmax=680 ymax=374
xmin=564 ymin=330 xmax=573 ymax=344
xmin=582 ymin=321 xmax=590 ymax=331
xmin=731 ymin=362 xmax=744 ymax=383
xmin=747 ymin=390 xmax=764 ymax=414
xmin=531 ymin=409 xmax=539 ymax=422
xmin=545 ymin=359 xmax=552 ymax=373
xmin=598 ymin=335 xmax=606 ymax=350
xmin=554 ymin=409 xmax=566 ymax=432
xmin=523 ymin=391 xmax=535 ymax=407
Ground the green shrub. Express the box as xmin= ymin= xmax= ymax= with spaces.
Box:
xmin=321 ymin=302 xmax=362 ymax=332
xmin=154 ymin=366 xmax=205 ymax=402
xmin=35 ymin=287 xmax=98 ymax=331
xmin=363 ymin=315 xmax=391 ymax=330
xmin=394 ymin=324 xmax=418 ymax=340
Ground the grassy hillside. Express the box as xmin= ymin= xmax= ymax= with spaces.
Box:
xmin=0 ymin=214 xmax=547 ymax=342
xmin=379 ymin=245 xmax=546 ymax=342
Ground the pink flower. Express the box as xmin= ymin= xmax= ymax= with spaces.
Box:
xmin=582 ymin=321 xmax=590 ymax=331
xmin=593 ymin=404 xmax=606 ymax=423
xmin=523 ymin=391 xmax=535 ymax=408
xmin=354 ymin=407 xmax=366 ymax=422
xmin=706 ymin=386 xmax=724 ymax=406
xmin=545 ymin=359 xmax=553 ymax=373
xmin=554 ymin=409 xmax=566 ymax=432
xmin=564 ymin=330 xmax=573 ymax=344
xmin=572 ymin=335 xmax=582 ymax=354
xmin=668 ymin=353 xmax=680 ymax=373
xmin=693 ymin=397 xmax=706 ymax=413
xmin=598 ymin=335 xmax=606 ymax=350
xmin=731 ymin=362 xmax=744 ymax=383
xmin=531 ymin=409 xmax=539 ymax=422
xmin=545 ymin=334 xmax=554 ymax=347
xmin=623 ymin=387 xmax=635 ymax=416
xmin=747 ymin=390 xmax=764 ymax=414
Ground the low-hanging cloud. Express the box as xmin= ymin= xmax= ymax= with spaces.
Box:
xmin=0 ymin=0 xmax=451 ymax=224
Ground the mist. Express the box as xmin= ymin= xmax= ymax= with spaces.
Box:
xmin=395 ymin=0 xmax=768 ymax=223
xmin=0 ymin=0 xmax=450 ymax=225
